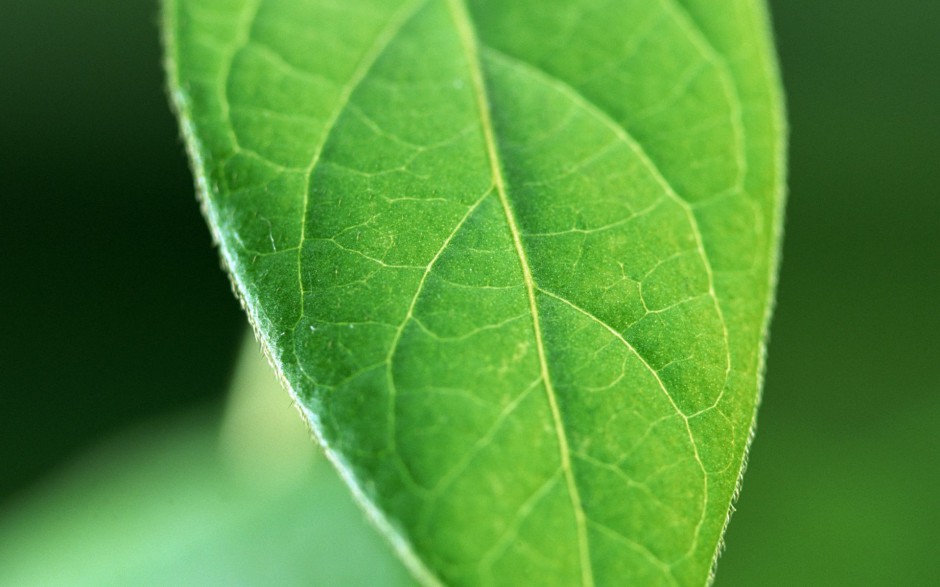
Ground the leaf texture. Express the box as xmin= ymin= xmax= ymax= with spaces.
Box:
xmin=164 ymin=0 xmax=785 ymax=584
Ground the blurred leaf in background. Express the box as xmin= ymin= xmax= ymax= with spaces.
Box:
xmin=0 ymin=0 xmax=246 ymax=500
xmin=0 ymin=337 xmax=414 ymax=585
xmin=0 ymin=0 xmax=937 ymax=585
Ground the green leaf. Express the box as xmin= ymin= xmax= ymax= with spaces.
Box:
xmin=164 ymin=0 xmax=785 ymax=584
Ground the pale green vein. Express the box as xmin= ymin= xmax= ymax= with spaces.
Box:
xmin=385 ymin=189 xmax=491 ymax=492
xmin=410 ymin=313 xmax=528 ymax=343
xmin=429 ymin=377 xmax=542 ymax=497
xmin=214 ymin=1 xmax=309 ymax=173
xmin=658 ymin=0 xmax=747 ymax=196
xmin=571 ymin=8 xmax=665 ymax=87
xmin=587 ymin=519 xmax=678 ymax=587
xmin=538 ymin=287 xmax=709 ymax=562
xmin=573 ymin=453 xmax=686 ymax=525
xmin=294 ymin=0 xmax=429 ymax=329
xmin=479 ymin=469 xmax=565 ymax=578
xmin=447 ymin=0 xmax=594 ymax=584
xmin=218 ymin=0 xmax=262 ymax=166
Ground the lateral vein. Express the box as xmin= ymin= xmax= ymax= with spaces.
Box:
xmin=294 ymin=0 xmax=429 ymax=328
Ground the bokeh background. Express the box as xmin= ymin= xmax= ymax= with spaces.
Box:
xmin=1 ymin=1 xmax=937 ymax=584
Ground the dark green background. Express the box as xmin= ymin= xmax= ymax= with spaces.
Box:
xmin=1 ymin=1 xmax=937 ymax=584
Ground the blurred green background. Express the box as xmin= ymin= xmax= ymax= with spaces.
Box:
xmin=1 ymin=1 xmax=937 ymax=585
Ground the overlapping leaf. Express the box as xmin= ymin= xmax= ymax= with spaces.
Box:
xmin=164 ymin=0 xmax=785 ymax=584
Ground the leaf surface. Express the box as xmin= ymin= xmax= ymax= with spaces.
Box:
xmin=164 ymin=0 xmax=785 ymax=584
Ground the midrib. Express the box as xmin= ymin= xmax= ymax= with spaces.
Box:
xmin=445 ymin=0 xmax=594 ymax=585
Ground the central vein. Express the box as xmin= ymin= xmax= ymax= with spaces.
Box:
xmin=445 ymin=0 xmax=594 ymax=584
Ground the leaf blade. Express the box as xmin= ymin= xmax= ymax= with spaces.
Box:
xmin=164 ymin=0 xmax=785 ymax=584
